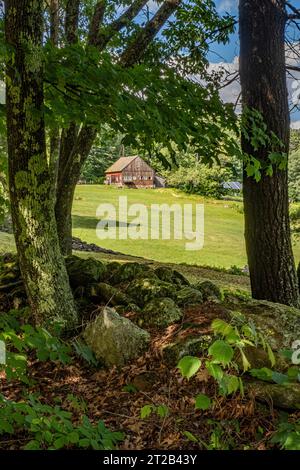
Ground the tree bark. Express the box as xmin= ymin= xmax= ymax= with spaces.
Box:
xmin=239 ymin=0 xmax=300 ymax=307
xmin=5 ymin=0 xmax=78 ymax=330
xmin=55 ymin=126 xmax=97 ymax=255
xmin=49 ymin=0 xmax=60 ymax=191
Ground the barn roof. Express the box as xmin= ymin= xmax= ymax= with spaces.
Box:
xmin=105 ymin=156 xmax=139 ymax=173
xmin=222 ymin=181 xmax=242 ymax=190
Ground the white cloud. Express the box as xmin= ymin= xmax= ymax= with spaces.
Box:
xmin=207 ymin=56 xmax=241 ymax=111
xmin=291 ymin=121 xmax=300 ymax=129
xmin=207 ymin=50 xmax=300 ymax=126
xmin=218 ymin=0 xmax=238 ymax=13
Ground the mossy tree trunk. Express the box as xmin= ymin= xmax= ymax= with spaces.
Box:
xmin=239 ymin=0 xmax=300 ymax=307
xmin=5 ymin=0 xmax=78 ymax=331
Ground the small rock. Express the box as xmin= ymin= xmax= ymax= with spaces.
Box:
xmin=89 ymin=282 xmax=132 ymax=306
xmin=110 ymin=262 xmax=151 ymax=284
xmin=132 ymin=371 xmax=159 ymax=391
xmin=194 ymin=280 xmax=223 ymax=302
xmin=141 ymin=297 xmax=182 ymax=328
xmin=127 ymin=278 xmax=176 ymax=307
xmin=176 ymin=286 xmax=203 ymax=307
xmin=162 ymin=335 xmax=212 ymax=367
xmin=65 ymin=255 xmax=107 ymax=287
xmin=154 ymin=267 xmax=190 ymax=286
xmin=83 ymin=307 xmax=150 ymax=368
xmin=114 ymin=303 xmax=141 ymax=315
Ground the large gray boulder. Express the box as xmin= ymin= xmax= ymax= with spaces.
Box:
xmin=83 ymin=307 xmax=150 ymax=367
xmin=141 ymin=297 xmax=183 ymax=328
xmin=226 ymin=298 xmax=300 ymax=351
xmin=248 ymin=381 xmax=300 ymax=410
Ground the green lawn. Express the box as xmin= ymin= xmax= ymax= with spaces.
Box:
xmin=2 ymin=185 xmax=299 ymax=270
xmin=72 ymin=185 xmax=300 ymax=269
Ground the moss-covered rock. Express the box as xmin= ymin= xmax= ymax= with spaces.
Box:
xmin=127 ymin=277 xmax=177 ymax=307
xmin=226 ymin=298 xmax=300 ymax=351
xmin=141 ymin=297 xmax=182 ymax=328
xmin=65 ymin=255 xmax=107 ymax=287
xmin=236 ymin=346 xmax=288 ymax=372
xmin=0 ymin=254 xmax=21 ymax=285
xmin=114 ymin=303 xmax=141 ymax=315
xmin=83 ymin=307 xmax=150 ymax=367
xmin=109 ymin=262 xmax=152 ymax=285
xmin=154 ymin=267 xmax=190 ymax=286
xmin=194 ymin=280 xmax=223 ymax=302
xmin=162 ymin=335 xmax=212 ymax=367
xmin=103 ymin=261 xmax=122 ymax=284
xmin=88 ymin=282 xmax=132 ymax=306
xmin=248 ymin=381 xmax=300 ymax=410
xmin=176 ymin=286 xmax=203 ymax=307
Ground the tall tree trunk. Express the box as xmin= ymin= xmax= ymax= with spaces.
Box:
xmin=49 ymin=0 xmax=60 ymax=192
xmin=55 ymin=126 xmax=97 ymax=255
xmin=5 ymin=0 xmax=78 ymax=330
xmin=239 ymin=0 xmax=300 ymax=307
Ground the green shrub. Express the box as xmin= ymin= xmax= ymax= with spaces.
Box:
xmin=0 ymin=395 xmax=123 ymax=450
xmin=166 ymin=164 xmax=230 ymax=199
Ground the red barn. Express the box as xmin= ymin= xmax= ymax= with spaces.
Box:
xmin=105 ymin=156 xmax=165 ymax=188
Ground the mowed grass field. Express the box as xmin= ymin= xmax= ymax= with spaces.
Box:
xmin=71 ymin=185 xmax=300 ymax=268
xmin=1 ymin=185 xmax=299 ymax=270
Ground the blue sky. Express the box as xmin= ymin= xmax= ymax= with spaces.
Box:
xmin=208 ymin=0 xmax=239 ymax=63
xmin=207 ymin=0 xmax=300 ymax=126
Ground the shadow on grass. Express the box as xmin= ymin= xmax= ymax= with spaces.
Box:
xmin=72 ymin=215 xmax=139 ymax=230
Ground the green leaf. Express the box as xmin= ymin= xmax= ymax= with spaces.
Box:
xmin=208 ymin=340 xmax=234 ymax=366
xmin=0 ymin=420 xmax=14 ymax=434
xmin=140 ymin=405 xmax=153 ymax=419
xmin=284 ymin=432 xmax=300 ymax=450
xmin=250 ymin=367 xmax=273 ymax=382
xmin=211 ymin=319 xmax=234 ymax=337
xmin=287 ymin=367 xmax=300 ymax=381
xmin=219 ymin=374 xmax=240 ymax=396
xmin=177 ymin=356 xmax=201 ymax=380
xmin=266 ymin=343 xmax=276 ymax=367
xmin=183 ymin=431 xmax=198 ymax=443
xmin=205 ymin=361 xmax=224 ymax=380
xmin=122 ymin=384 xmax=138 ymax=393
xmin=23 ymin=440 xmax=41 ymax=450
xmin=195 ymin=393 xmax=211 ymax=411
xmin=53 ymin=436 xmax=67 ymax=449
xmin=239 ymin=348 xmax=251 ymax=372
xmin=68 ymin=431 xmax=79 ymax=444
xmin=78 ymin=438 xmax=90 ymax=448
xmin=271 ymin=371 xmax=288 ymax=385
xmin=156 ymin=405 xmax=169 ymax=418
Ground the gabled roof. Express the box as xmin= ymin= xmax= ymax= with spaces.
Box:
xmin=105 ymin=156 xmax=139 ymax=173
xmin=222 ymin=181 xmax=242 ymax=190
